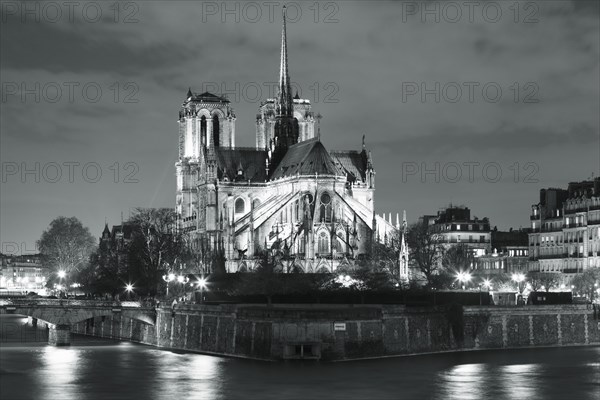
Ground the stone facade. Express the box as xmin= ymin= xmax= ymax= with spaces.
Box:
xmin=174 ymin=9 xmax=394 ymax=273
xmin=529 ymin=178 xmax=600 ymax=273
xmin=72 ymin=304 xmax=600 ymax=361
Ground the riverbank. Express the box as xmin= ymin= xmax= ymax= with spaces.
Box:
xmin=69 ymin=303 xmax=600 ymax=361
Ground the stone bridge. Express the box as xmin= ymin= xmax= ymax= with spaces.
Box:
xmin=0 ymin=299 xmax=157 ymax=346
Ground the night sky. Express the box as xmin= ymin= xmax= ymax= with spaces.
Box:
xmin=1 ymin=0 xmax=598 ymax=254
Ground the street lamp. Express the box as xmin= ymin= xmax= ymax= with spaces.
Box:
xmin=125 ymin=283 xmax=134 ymax=300
xmin=177 ymin=275 xmax=190 ymax=299
xmin=56 ymin=270 xmax=67 ymax=297
xmin=196 ymin=277 xmax=207 ymax=304
xmin=482 ymin=279 xmax=493 ymax=291
xmin=511 ymin=273 xmax=525 ymax=294
xmin=162 ymin=273 xmax=175 ymax=296
xmin=456 ymin=271 xmax=472 ymax=290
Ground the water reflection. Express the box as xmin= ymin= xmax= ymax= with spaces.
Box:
xmin=501 ymin=364 xmax=537 ymax=399
xmin=437 ymin=363 xmax=487 ymax=400
xmin=155 ymin=352 xmax=222 ymax=400
xmin=1 ymin=316 xmax=599 ymax=400
xmin=39 ymin=347 xmax=79 ymax=400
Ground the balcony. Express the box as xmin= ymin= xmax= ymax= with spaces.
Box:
xmin=562 ymin=268 xmax=581 ymax=274
xmin=537 ymin=254 xmax=567 ymax=260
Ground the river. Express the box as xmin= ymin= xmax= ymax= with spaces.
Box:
xmin=1 ymin=315 xmax=598 ymax=400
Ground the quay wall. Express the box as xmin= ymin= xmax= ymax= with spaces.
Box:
xmin=71 ymin=304 xmax=600 ymax=361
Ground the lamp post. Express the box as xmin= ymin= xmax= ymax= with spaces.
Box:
xmin=125 ymin=283 xmax=134 ymax=300
xmin=177 ymin=275 xmax=190 ymax=300
xmin=512 ymin=273 xmax=525 ymax=294
xmin=196 ymin=277 xmax=207 ymax=304
xmin=162 ymin=273 xmax=175 ymax=297
xmin=480 ymin=278 xmax=492 ymax=305
xmin=456 ymin=271 xmax=472 ymax=290
xmin=57 ymin=270 xmax=66 ymax=297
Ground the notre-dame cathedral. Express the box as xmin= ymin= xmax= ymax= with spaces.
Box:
xmin=175 ymin=8 xmax=400 ymax=273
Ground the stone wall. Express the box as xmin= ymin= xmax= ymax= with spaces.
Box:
xmin=71 ymin=304 xmax=600 ymax=361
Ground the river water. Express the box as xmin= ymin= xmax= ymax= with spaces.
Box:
xmin=1 ymin=315 xmax=599 ymax=400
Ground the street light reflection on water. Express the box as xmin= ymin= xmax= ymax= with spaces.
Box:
xmin=1 ymin=315 xmax=599 ymax=400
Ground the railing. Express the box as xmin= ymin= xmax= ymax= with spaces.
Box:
xmin=0 ymin=299 xmax=150 ymax=308
xmin=537 ymin=254 xmax=567 ymax=260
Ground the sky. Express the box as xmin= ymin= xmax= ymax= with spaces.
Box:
xmin=1 ymin=0 xmax=599 ymax=254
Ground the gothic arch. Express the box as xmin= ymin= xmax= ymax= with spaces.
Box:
xmin=235 ymin=197 xmax=246 ymax=214
xmin=293 ymin=111 xmax=304 ymax=121
xmin=212 ymin=114 xmax=220 ymax=147
xmin=291 ymin=264 xmax=305 ymax=273
xmin=196 ymin=108 xmax=212 ymax=119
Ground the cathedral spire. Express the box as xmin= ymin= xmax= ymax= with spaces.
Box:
xmin=277 ymin=5 xmax=293 ymax=118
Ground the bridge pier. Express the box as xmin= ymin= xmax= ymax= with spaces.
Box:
xmin=48 ymin=324 xmax=71 ymax=346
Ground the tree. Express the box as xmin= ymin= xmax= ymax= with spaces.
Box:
xmin=233 ymin=248 xmax=279 ymax=305
xmin=127 ymin=208 xmax=184 ymax=295
xmin=442 ymin=243 xmax=474 ymax=273
xmin=571 ymin=268 xmax=600 ymax=302
xmin=82 ymin=243 xmax=123 ymax=296
xmin=406 ymin=221 xmax=445 ymax=287
xmin=37 ymin=216 xmax=96 ymax=285
xmin=526 ymin=272 xmax=560 ymax=292
xmin=354 ymin=240 xmax=399 ymax=290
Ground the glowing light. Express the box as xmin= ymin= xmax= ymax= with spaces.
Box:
xmin=482 ymin=279 xmax=492 ymax=290
xmin=511 ymin=273 xmax=525 ymax=283
xmin=168 ymin=273 xmax=175 ymax=281
xmin=57 ymin=270 xmax=66 ymax=279
xmin=177 ymin=275 xmax=185 ymax=283
xmin=335 ymin=274 xmax=361 ymax=288
xmin=456 ymin=271 xmax=472 ymax=283
xmin=125 ymin=284 xmax=134 ymax=292
xmin=197 ymin=278 xmax=207 ymax=289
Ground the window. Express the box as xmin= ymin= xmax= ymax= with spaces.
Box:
xmin=200 ymin=116 xmax=207 ymax=145
xmin=318 ymin=232 xmax=330 ymax=254
xmin=320 ymin=192 xmax=332 ymax=222
xmin=235 ymin=198 xmax=245 ymax=214
xmin=212 ymin=115 xmax=220 ymax=147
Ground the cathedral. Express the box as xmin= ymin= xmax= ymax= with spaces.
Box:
xmin=175 ymin=8 xmax=399 ymax=273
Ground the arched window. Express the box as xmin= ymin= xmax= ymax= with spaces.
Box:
xmin=212 ymin=115 xmax=220 ymax=147
xmin=335 ymin=234 xmax=344 ymax=253
xmin=200 ymin=116 xmax=207 ymax=146
xmin=252 ymin=199 xmax=261 ymax=209
xmin=235 ymin=198 xmax=245 ymax=214
xmin=318 ymin=232 xmax=329 ymax=254
xmin=320 ymin=192 xmax=332 ymax=222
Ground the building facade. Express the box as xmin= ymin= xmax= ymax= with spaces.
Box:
xmin=475 ymin=229 xmax=529 ymax=274
xmin=428 ymin=206 xmax=492 ymax=257
xmin=529 ymin=178 xmax=600 ymax=274
xmin=0 ymin=253 xmax=48 ymax=292
xmin=175 ymin=9 xmax=395 ymax=274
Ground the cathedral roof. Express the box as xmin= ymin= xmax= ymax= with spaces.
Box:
xmin=270 ymin=138 xmax=344 ymax=179
xmin=330 ymin=150 xmax=368 ymax=183
xmin=215 ymin=148 xmax=268 ymax=182
xmin=186 ymin=91 xmax=230 ymax=103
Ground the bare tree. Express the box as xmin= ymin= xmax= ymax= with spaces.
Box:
xmin=527 ymin=272 xmax=561 ymax=292
xmin=571 ymin=268 xmax=600 ymax=301
xmin=127 ymin=208 xmax=184 ymax=295
xmin=406 ymin=221 xmax=445 ymax=287
xmin=442 ymin=243 xmax=474 ymax=273
xmin=37 ymin=216 xmax=96 ymax=281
